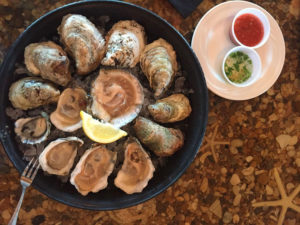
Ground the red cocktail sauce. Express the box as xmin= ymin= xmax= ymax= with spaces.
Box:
xmin=234 ymin=13 xmax=264 ymax=47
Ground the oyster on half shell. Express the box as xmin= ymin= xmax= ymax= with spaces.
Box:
xmin=15 ymin=114 xmax=51 ymax=144
xmin=140 ymin=38 xmax=177 ymax=97
xmin=101 ymin=20 xmax=146 ymax=68
xmin=58 ymin=14 xmax=106 ymax=75
xmin=70 ymin=145 xmax=117 ymax=196
xmin=114 ymin=138 xmax=155 ymax=194
xmin=9 ymin=77 xmax=60 ymax=110
xmin=91 ymin=69 xmax=144 ymax=128
xmin=50 ymin=88 xmax=87 ymax=132
xmin=39 ymin=137 xmax=83 ymax=176
xmin=24 ymin=41 xmax=71 ymax=86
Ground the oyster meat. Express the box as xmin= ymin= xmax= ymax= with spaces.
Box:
xmin=70 ymin=145 xmax=117 ymax=196
xmin=133 ymin=117 xmax=184 ymax=156
xmin=114 ymin=138 xmax=155 ymax=194
xmin=58 ymin=14 xmax=105 ymax=75
xmin=140 ymin=38 xmax=177 ymax=97
xmin=9 ymin=77 xmax=60 ymax=110
xmin=15 ymin=114 xmax=51 ymax=144
xmin=50 ymin=88 xmax=87 ymax=132
xmin=24 ymin=41 xmax=71 ymax=86
xmin=148 ymin=94 xmax=192 ymax=123
xmin=101 ymin=20 xmax=146 ymax=68
xmin=91 ymin=69 xmax=144 ymax=128
xmin=39 ymin=137 xmax=83 ymax=176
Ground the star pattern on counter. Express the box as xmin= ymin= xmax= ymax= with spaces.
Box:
xmin=252 ymin=168 xmax=300 ymax=225
xmin=200 ymin=123 xmax=230 ymax=162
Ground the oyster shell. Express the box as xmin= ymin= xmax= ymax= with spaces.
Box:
xmin=91 ymin=69 xmax=144 ymax=128
xmin=50 ymin=88 xmax=87 ymax=132
xmin=24 ymin=41 xmax=71 ymax=86
xmin=140 ymin=38 xmax=177 ymax=97
xmin=148 ymin=94 xmax=191 ymax=123
xmin=39 ymin=137 xmax=83 ymax=176
xmin=58 ymin=14 xmax=106 ymax=75
xmin=9 ymin=77 xmax=60 ymax=110
xmin=114 ymin=138 xmax=155 ymax=194
xmin=70 ymin=145 xmax=117 ymax=196
xmin=14 ymin=114 xmax=51 ymax=144
xmin=101 ymin=20 xmax=146 ymax=68
xmin=133 ymin=117 xmax=184 ymax=156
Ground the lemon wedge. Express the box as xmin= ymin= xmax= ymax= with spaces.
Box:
xmin=80 ymin=111 xmax=127 ymax=143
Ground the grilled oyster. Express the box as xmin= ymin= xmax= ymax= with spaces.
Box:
xmin=148 ymin=94 xmax=191 ymax=123
xmin=70 ymin=145 xmax=117 ymax=196
xmin=140 ymin=38 xmax=177 ymax=97
xmin=9 ymin=77 xmax=60 ymax=110
xmin=39 ymin=137 xmax=83 ymax=176
xmin=91 ymin=69 xmax=144 ymax=128
xmin=101 ymin=20 xmax=146 ymax=68
xmin=14 ymin=114 xmax=51 ymax=144
xmin=134 ymin=117 xmax=184 ymax=156
xmin=114 ymin=138 xmax=155 ymax=194
xmin=24 ymin=41 xmax=71 ymax=86
xmin=58 ymin=14 xmax=105 ymax=75
xmin=50 ymin=88 xmax=87 ymax=132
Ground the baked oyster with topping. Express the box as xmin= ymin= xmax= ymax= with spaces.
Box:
xmin=140 ymin=38 xmax=177 ymax=97
xmin=39 ymin=137 xmax=84 ymax=176
xmin=58 ymin=14 xmax=106 ymax=75
xmin=134 ymin=117 xmax=184 ymax=156
xmin=24 ymin=41 xmax=71 ymax=86
xmin=70 ymin=145 xmax=117 ymax=196
xmin=148 ymin=94 xmax=191 ymax=123
xmin=101 ymin=20 xmax=146 ymax=68
xmin=50 ymin=88 xmax=87 ymax=132
xmin=114 ymin=138 xmax=155 ymax=194
xmin=91 ymin=69 xmax=144 ymax=128
xmin=14 ymin=114 xmax=51 ymax=144
xmin=9 ymin=77 xmax=60 ymax=110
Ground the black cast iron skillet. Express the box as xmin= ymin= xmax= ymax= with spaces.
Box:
xmin=0 ymin=0 xmax=208 ymax=210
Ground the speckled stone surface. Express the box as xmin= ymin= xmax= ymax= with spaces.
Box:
xmin=0 ymin=0 xmax=299 ymax=224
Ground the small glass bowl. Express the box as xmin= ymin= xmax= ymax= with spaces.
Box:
xmin=230 ymin=8 xmax=270 ymax=49
xmin=222 ymin=46 xmax=262 ymax=87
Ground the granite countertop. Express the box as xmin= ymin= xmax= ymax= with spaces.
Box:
xmin=0 ymin=0 xmax=299 ymax=224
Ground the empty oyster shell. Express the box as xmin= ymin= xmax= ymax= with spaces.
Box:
xmin=9 ymin=77 xmax=60 ymax=110
xmin=101 ymin=20 xmax=146 ymax=68
xmin=140 ymin=38 xmax=177 ymax=97
xmin=148 ymin=94 xmax=191 ymax=123
xmin=114 ymin=138 xmax=155 ymax=194
xmin=50 ymin=88 xmax=87 ymax=132
xmin=14 ymin=114 xmax=51 ymax=144
xmin=24 ymin=41 xmax=71 ymax=86
xmin=91 ymin=69 xmax=144 ymax=128
xmin=39 ymin=137 xmax=83 ymax=176
xmin=58 ymin=14 xmax=106 ymax=75
xmin=134 ymin=117 xmax=184 ymax=156
xmin=70 ymin=145 xmax=117 ymax=196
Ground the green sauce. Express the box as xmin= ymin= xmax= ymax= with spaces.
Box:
xmin=224 ymin=51 xmax=253 ymax=83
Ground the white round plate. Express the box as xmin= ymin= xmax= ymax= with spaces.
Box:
xmin=191 ymin=0 xmax=285 ymax=100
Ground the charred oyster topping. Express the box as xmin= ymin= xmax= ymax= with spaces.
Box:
xmin=39 ymin=137 xmax=83 ymax=176
xmin=70 ymin=146 xmax=117 ymax=196
xmin=14 ymin=114 xmax=51 ymax=144
xmin=133 ymin=117 xmax=184 ymax=156
xmin=101 ymin=20 xmax=146 ymax=68
xmin=24 ymin=41 xmax=71 ymax=86
xmin=148 ymin=94 xmax=192 ymax=123
xmin=50 ymin=88 xmax=87 ymax=132
xmin=58 ymin=14 xmax=106 ymax=75
xmin=91 ymin=69 xmax=144 ymax=128
xmin=9 ymin=77 xmax=60 ymax=110
xmin=114 ymin=138 xmax=155 ymax=194
xmin=140 ymin=38 xmax=177 ymax=97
